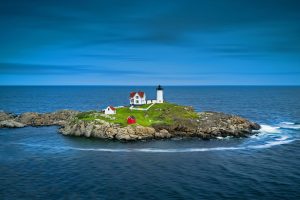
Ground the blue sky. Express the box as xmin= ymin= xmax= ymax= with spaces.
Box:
xmin=0 ymin=0 xmax=300 ymax=85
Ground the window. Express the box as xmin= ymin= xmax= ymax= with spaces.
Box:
xmin=136 ymin=96 xmax=139 ymax=99
xmin=136 ymin=100 xmax=139 ymax=104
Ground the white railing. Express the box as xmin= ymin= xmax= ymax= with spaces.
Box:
xmin=129 ymin=103 xmax=156 ymax=111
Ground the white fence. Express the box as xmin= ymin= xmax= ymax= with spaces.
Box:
xmin=129 ymin=103 xmax=156 ymax=111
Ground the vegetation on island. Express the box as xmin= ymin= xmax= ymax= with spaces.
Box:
xmin=0 ymin=103 xmax=261 ymax=140
xmin=75 ymin=102 xmax=199 ymax=127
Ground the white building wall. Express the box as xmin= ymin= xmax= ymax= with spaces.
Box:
xmin=156 ymin=90 xmax=164 ymax=103
xmin=147 ymin=100 xmax=157 ymax=104
xmin=141 ymin=93 xmax=146 ymax=104
xmin=131 ymin=93 xmax=146 ymax=105
xmin=104 ymin=107 xmax=116 ymax=115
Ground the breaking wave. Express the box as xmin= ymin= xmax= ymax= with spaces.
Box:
xmin=279 ymin=122 xmax=300 ymax=130
xmin=10 ymin=143 xmax=244 ymax=152
xmin=9 ymin=122 xmax=299 ymax=153
xmin=258 ymin=124 xmax=281 ymax=134
xmin=11 ymin=140 xmax=297 ymax=153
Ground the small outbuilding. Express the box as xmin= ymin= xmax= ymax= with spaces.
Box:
xmin=104 ymin=106 xmax=116 ymax=115
xmin=127 ymin=116 xmax=136 ymax=124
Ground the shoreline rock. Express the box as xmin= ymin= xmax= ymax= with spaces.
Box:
xmin=0 ymin=120 xmax=26 ymax=128
xmin=0 ymin=110 xmax=260 ymax=141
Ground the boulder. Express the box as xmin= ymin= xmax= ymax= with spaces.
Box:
xmin=0 ymin=120 xmax=25 ymax=128
xmin=15 ymin=110 xmax=78 ymax=126
xmin=155 ymin=129 xmax=171 ymax=138
xmin=0 ymin=112 xmax=15 ymax=121
xmin=16 ymin=112 xmax=39 ymax=125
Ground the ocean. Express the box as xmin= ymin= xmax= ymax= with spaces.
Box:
xmin=0 ymin=86 xmax=300 ymax=199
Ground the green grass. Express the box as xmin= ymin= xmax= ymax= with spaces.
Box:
xmin=76 ymin=102 xmax=199 ymax=127
xmin=132 ymin=104 xmax=151 ymax=109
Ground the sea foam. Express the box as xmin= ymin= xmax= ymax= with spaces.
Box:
xmin=11 ymin=139 xmax=296 ymax=153
xmin=279 ymin=122 xmax=300 ymax=130
xmin=258 ymin=124 xmax=281 ymax=134
xmin=9 ymin=121 xmax=299 ymax=153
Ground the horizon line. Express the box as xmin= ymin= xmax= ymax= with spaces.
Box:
xmin=1 ymin=84 xmax=300 ymax=87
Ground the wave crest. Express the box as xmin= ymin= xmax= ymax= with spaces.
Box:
xmin=9 ymin=121 xmax=299 ymax=153
xmin=279 ymin=122 xmax=300 ymax=130
xmin=258 ymin=124 xmax=281 ymax=134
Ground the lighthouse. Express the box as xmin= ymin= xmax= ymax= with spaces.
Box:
xmin=156 ymin=85 xmax=164 ymax=103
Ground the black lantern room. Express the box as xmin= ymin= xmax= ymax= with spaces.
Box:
xmin=156 ymin=85 xmax=163 ymax=90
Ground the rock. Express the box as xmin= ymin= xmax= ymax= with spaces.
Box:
xmin=113 ymin=125 xmax=155 ymax=141
xmin=0 ymin=109 xmax=260 ymax=141
xmin=152 ymin=111 xmax=260 ymax=139
xmin=193 ymin=112 xmax=260 ymax=139
xmin=155 ymin=129 xmax=171 ymax=138
xmin=17 ymin=112 xmax=39 ymax=125
xmin=57 ymin=111 xmax=261 ymax=141
xmin=0 ymin=120 xmax=25 ymax=128
xmin=0 ymin=112 xmax=15 ymax=121
xmin=15 ymin=110 xmax=78 ymax=126
xmin=60 ymin=119 xmax=157 ymax=141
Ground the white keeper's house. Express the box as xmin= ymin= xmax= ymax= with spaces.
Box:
xmin=104 ymin=106 xmax=116 ymax=115
xmin=129 ymin=91 xmax=146 ymax=105
xmin=129 ymin=85 xmax=164 ymax=106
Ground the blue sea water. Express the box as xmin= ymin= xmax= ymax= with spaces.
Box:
xmin=0 ymin=86 xmax=300 ymax=199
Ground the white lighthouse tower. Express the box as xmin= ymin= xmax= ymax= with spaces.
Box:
xmin=156 ymin=85 xmax=164 ymax=103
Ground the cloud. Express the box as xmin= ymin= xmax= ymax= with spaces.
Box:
xmin=0 ymin=0 xmax=299 ymax=52
xmin=0 ymin=62 xmax=151 ymax=75
xmin=0 ymin=0 xmax=300 ymax=85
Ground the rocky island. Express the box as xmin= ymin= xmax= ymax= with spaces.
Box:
xmin=0 ymin=103 xmax=260 ymax=141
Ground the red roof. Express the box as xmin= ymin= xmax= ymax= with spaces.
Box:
xmin=129 ymin=92 xmax=136 ymax=98
xmin=129 ymin=91 xmax=144 ymax=98
xmin=108 ymin=106 xmax=116 ymax=111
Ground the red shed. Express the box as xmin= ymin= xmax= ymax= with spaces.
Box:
xmin=127 ymin=116 xmax=136 ymax=124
